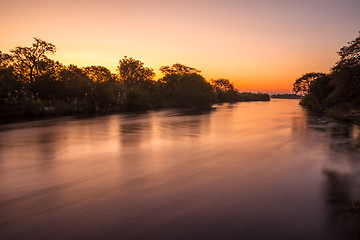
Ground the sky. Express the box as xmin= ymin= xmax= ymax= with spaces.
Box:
xmin=1 ymin=0 xmax=359 ymax=93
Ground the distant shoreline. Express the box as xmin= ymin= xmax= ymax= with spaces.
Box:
xmin=271 ymin=94 xmax=301 ymax=99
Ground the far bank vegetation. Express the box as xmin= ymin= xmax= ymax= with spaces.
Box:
xmin=0 ymin=38 xmax=270 ymax=117
xmin=293 ymin=31 xmax=360 ymax=122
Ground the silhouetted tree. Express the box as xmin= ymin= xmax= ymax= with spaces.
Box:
xmin=0 ymin=39 xmax=270 ymax=116
xmin=211 ymin=78 xmax=242 ymax=102
xmin=0 ymin=51 xmax=21 ymax=98
xmin=117 ymin=56 xmax=155 ymax=88
xmin=160 ymin=63 xmax=200 ymax=76
xmin=126 ymin=86 xmax=153 ymax=111
xmin=293 ymin=72 xmax=327 ymax=94
xmin=157 ymin=64 xmax=214 ymax=107
xmin=328 ymin=32 xmax=360 ymax=107
xmin=93 ymin=81 xmax=126 ymax=110
xmin=300 ymin=74 xmax=333 ymax=110
xmin=294 ymin=31 xmax=360 ymax=112
xmin=84 ymin=66 xmax=115 ymax=82
xmin=31 ymin=59 xmax=65 ymax=100
xmin=271 ymin=94 xmax=301 ymax=99
xmin=10 ymin=38 xmax=56 ymax=83
xmin=174 ymin=73 xmax=216 ymax=108
xmin=0 ymin=50 xmax=45 ymax=116
xmin=59 ymin=65 xmax=92 ymax=99
xmin=211 ymin=78 xmax=234 ymax=92
xmin=332 ymin=32 xmax=360 ymax=72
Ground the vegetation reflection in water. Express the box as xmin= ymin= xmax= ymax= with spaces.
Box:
xmin=0 ymin=100 xmax=359 ymax=240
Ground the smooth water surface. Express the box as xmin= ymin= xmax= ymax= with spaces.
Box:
xmin=1 ymin=99 xmax=360 ymax=240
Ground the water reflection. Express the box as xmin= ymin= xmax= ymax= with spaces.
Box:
xmin=0 ymin=100 xmax=359 ymax=240
xmin=120 ymin=115 xmax=152 ymax=150
xmin=351 ymin=124 xmax=360 ymax=146
xmin=301 ymin=111 xmax=360 ymax=239
xmin=323 ymin=169 xmax=352 ymax=207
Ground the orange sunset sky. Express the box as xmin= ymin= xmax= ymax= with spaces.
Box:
xmin=1 ymin=0 xmax=359 ymax=93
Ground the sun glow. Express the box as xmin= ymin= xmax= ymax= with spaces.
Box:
xmin=1 ymin=0 xmax=359 ymax=92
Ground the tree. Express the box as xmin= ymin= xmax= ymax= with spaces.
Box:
xmin=84 ymin=66 xmax=115 ymax=82
xmin=0 ymin=51 xmax=22 ymax=98
xmin=174 ymin=73 xmax=216 ymax=108
xmin=30 ymin=59 xmax=65 ymax=100
xmin=211 ymin=78 xmax=234 ymax=92
xmin=293 ymin=32 xmax=360 ymax=111
xmin=117 ymin=56 xmax=155 ymax=88
xmin=126 ymin=86 xmax=153 ymax=111
xmin=159 ymin=63 xmax=200 ymax=76
xmin=93 ymin=81 xmax=125 ymax=110
xmin=0 ymin=51 xmax=13 ymax=69
xmin=211 ymin=78 xmax=243 ymax=102
xmin=332 ymin=31 xmax=360 ymax=72
xmin=329 ymin=32 xmax=360 ymax=107
xmin=293 ymin=72 xmax=327 ymax=94
xmin=10 ymin=38 xmax=56 ymax=83
xmin=59 ymin=65 xmax=92 ymax=99
xmin=299 ymin=74 xmax=333 ymax=110
xmin=158 ymin=63 xmax=202 ymax=95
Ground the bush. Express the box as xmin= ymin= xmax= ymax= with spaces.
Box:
xmin=174 ymin=73 xmax=216 ymax=108
xmin=126 ymin=86 xmax=153 ymax=111
xmin=0 ymin=88 xmax=44 ymax=116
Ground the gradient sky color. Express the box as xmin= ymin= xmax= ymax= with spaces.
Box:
xmin=1 ymin=0 xmax=359 ymax=92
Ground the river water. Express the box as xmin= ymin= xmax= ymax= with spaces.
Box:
xmin=0 ymin=99 xmax=360 ymax=240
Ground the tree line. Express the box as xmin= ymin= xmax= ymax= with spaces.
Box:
xmin=271 ymin=93 xmax=301 ymax=99
xmin=0 ymin=38 xmax=269 ymax=117
xmin=293 ymin=32 xmax=360 ymax=119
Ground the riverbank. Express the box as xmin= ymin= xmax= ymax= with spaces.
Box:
xmin=313 ymin=107 xmax=360 ymax=125
xmin=1 ymin=40 xmax=270 ymax=120
xmin=0 ymin=93 xmax=270 ymax=119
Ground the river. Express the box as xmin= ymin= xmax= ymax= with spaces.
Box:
xmin=0 ymin=99 xmax=360 ymax=240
